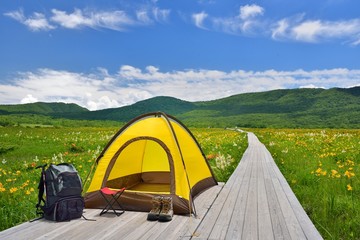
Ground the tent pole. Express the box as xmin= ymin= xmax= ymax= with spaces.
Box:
xmin=160 ymin=112 xmax=197 ymax=217
xmin=82 ymin=159 xmax=97 ymax=194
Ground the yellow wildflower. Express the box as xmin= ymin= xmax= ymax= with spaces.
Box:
xmin=347 ymin=184 xmax=353 ymax=191
xmin=346 ymin=160 xmax=355 ymax=166
xmin=330 ymin=170 xmax=341 ymax=178
xmin=344 ymin=170 xmax=355 ymax=179
xmin=0 ymin=183 xmax=5 ymax=192
xmin=21 ymin=180 xmax=30 ymax=188
xmin=10 ymin=187 xmax=18 ymax=193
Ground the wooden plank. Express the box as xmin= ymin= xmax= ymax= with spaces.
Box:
xmin=159 ymin=184 xmax=224 ymax=240
xmin=0 ymin=221 xmax=64 ymax=240
xmin=192 ymin=145 xmax=251 ymax=239
xmin=35 ymin=209 xmax=100 ymax=239
xmin=256 ymin=147 xmax=274 ymax=240
xmin=190 ymin=171 xmax=240 ymax=237
xmin=86 ymin=211 xmax=143 ymax=240
xmin=263 ymin=149 xmax=307 ymax=239
xmin=241 ymin=145 xmax=259 ymax=240
xmin=261 ymin=144 xmax=291 ymax=240
xmin=108 ymin=212 xmax=155 ymax=240
xmin=38 ymin=210 xmax=142 ymax=240
xmin=224 ymin=146 xmax=253 ymax=239
xmin=208 ymin=161 xmax=248 ymax=239
xmin=0 ymin=209 xmax=98 ymax=240
xmin=123 ymin=216 xmax=173 ymax=240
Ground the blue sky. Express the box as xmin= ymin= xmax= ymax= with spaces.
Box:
xmin=1 ymin=0 xmax=359 ymax=110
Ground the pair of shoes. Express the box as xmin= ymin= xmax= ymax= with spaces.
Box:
xmin=147 ymin=196 xmax=173 ymax=222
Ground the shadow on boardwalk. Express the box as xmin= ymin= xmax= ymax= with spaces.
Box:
xmin=0 ymin=132 xmax=322 ymax=240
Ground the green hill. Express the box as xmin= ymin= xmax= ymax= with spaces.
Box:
xmin=181 ymin=87 xmax=360 ymax=128
xmin=0 ymin=102 xmax=88 ymax=115
xmin=77 ymin=96 xmax=196 ymax=121
xmin=0 ymin=87 xmax=359 ymax=128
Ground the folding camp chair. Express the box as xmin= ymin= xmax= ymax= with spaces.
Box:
xmin=99 ymin=187 xmax=126 ymax=216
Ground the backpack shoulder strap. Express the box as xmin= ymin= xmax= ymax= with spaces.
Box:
xmin=35 ymin=164 xmax=47 ymax=214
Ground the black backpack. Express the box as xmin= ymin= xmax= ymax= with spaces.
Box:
xmin=35 ymin=163 xmax=84 ymax=221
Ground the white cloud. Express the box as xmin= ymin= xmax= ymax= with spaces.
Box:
xmin=189 ymin=4 xmax=360 ymax=45
xmin=136 ymin=10 xmax=152 ymax=24
xmin=1 ymin=66 xmax=359 ymax=110
xmin=273 ymin=18 xmax=360 ymax=43
xmin=352 ymin=37 xmax=360 ymax=46
xmin=194 ymin=4 xmax=266 ymax=35
xmin=271 ymin=18 xmax=290 ymax=40
xmin=299 ymin=84 xmax=323 ymax=89
xmin=152 ymin=7 xmax=170 ymax=23
xmin=21 ymin=94 xmax=38 ymax=104
xmin=4 ymin=9 xmax=55 ymax=31
xmin=87 ymin=95 xmax=120 ymax=111
xmin=50 ymin=8 xmax=134 ymax=31
xmin=239 ymin=4 xmax=264 ymax=20
xmin=192 ymin=12 xmax=208 ymax=29
xmin=5 ymin=6 xmax=170 ymax=32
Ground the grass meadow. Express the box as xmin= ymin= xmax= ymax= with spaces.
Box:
xmin=253 ymin=129 xmax=359 ymax=240
xmin=0 ymin=126 xmax=247 ymax=231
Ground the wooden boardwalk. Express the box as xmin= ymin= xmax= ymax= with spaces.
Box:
xmin=0 ymin=132 xmax=322 ymax=240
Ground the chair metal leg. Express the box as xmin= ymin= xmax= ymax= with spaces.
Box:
xmin=100 ymin=188 xmax=125 ymax=216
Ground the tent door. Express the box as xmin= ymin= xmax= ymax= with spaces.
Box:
xmin=104 ymin=137 xmax=175 ymax=194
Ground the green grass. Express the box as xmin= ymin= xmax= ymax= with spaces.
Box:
xmin=253 ymin=128 xmax=360 ymax=240
xmin=0 ymin=127 xmax=118 ymax=230
xmin=0 ymin=126 xmax=247 ymax=231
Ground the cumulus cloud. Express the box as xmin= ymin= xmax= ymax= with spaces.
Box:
xmin=5 ymin=6 xmax=170 ymax=32
xmin=21 ymin=94 xmax=38 ymax=104
xmin=1 ymin=66 xmax=358 ymax=110
xmin=239 ymin=4 xmax=264 ymax=20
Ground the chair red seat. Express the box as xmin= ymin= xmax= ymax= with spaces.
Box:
xmin=101 ymin=187 xmax=126 ymax=195
xmin=99 ymin=187 xmax=126 ymax=216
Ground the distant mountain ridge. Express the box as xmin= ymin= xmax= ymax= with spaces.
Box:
xmin=0 ymin=87 xmax=359 ymax=128
xmin=0 ymin=102 xmax=88 ymax=115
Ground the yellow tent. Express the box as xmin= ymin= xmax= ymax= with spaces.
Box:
xmin=84 ymin=112 xmax=217 ymax=214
